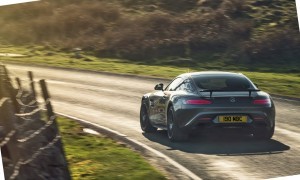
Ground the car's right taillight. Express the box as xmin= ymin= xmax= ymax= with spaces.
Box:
xmin=252 ymin=99 xmax=271 ymax=105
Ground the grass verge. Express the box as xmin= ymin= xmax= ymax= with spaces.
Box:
xmin=0 ymin=45 xmax=299 ymax=98
xmin=57 ymin=116 xmax=166 ymax=180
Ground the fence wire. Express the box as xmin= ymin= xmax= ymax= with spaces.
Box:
xmin=0 ymin=66 xmax=64 ymax=180
xmin=9 ymin=134 xmax=61 ymax=180
xmin=17 ymin=116 xmax=55 ymax=143
xmin=15 ymin=107 xmax=42 ymax=117
xmin=16 ymin=88 xmax=38 ymax=108
xmin=0 ymin=130 xmax=16 ymax=148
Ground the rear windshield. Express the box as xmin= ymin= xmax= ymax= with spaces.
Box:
xmin=191 ymin=75 xmax=255 ymax=91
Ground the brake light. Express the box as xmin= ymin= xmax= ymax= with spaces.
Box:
xmin=252 ymin=99 xmax=271 ymax=105
xmin=184 ymin=99 xmax=212 ymax=105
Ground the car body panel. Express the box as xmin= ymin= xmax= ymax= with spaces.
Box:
xmin=141 ymin=71 xmax=276 ymax=136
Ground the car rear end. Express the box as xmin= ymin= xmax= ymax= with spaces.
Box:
xmin=175 ymin=73 xmax=275 ymax=138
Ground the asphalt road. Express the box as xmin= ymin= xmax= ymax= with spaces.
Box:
xmin=6 ymin=64 xmax=300 ymax=180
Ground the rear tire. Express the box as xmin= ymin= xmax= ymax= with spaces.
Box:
xmin=167 ymin=106 xmax=188 ymax=142
xmin=140 ymin=104 xmax=157 ymax=133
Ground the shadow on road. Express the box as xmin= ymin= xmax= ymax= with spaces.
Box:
xmin=143 ymin=130 xmax=290 ymax=156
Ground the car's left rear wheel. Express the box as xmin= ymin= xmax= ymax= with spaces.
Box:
xmin=140 ymin=104 xmax=157 ymax=133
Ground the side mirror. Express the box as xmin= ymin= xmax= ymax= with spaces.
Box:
xmin=254 ymin=83 xmax=259 ymax=88
xmin=154 ymin=83 xmax=164 ymax=91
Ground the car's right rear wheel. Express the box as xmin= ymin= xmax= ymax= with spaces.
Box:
xmin=167 ymin=107 xmax=188 ymax=142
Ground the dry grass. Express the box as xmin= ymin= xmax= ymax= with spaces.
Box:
xmin=0 ymin=0 xmax=299 ymax=64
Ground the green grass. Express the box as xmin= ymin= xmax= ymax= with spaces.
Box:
xmin=57 ymin=116 xmax=166 ymax=180
xmin=0 ymin=46 xmax=299 ymax=98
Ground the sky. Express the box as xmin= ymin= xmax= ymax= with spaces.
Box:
xmin=0 ymin=0 xmax=39 ymax=6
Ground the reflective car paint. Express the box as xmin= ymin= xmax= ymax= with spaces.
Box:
xmin=141 ymin=71 xmax=276 ymax=140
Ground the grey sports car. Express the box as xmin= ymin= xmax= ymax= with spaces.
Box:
xmin=140 ymin=71 xmax=276 ymax=142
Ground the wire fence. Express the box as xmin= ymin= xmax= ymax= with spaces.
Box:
xmin=0 ymin=64 xmax=71 ymax=180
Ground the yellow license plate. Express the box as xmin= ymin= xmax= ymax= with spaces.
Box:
xmin=219 ymin=116 xmax=247 ymax=123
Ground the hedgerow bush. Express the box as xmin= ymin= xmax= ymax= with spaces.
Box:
xmin=244 ymin=29 xmax=300 ymax=64
xmin=0 ymin=0 xmax=298 ymax=64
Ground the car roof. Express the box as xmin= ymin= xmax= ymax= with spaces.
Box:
xmin=178 ymin=71 xmax=245 ymax=79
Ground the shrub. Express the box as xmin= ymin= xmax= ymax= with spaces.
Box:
xmin=220 ymin=0 xmax=248 ymax=18
xmin=0 ymin=0 xmax=298 ymax=64
xmin=243 ymin=29 xmax=300 ymax=64
xmin=160 ymin=0 xmax=198 ymax=12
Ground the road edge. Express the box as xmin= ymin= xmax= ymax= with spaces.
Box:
xmin=56 ymin=112 xmax=202 ymax=180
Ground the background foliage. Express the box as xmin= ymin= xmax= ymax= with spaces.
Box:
xmin=0 ymin=0 xmax=299 ymax=66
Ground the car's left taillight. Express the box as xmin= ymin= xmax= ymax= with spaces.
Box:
xmin=183 ymin=99 xmax=212 ymax=105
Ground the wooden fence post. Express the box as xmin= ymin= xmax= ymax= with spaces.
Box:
xmin=0 ymin=65 xmax=8 ymax=98
xmin=39 ymin=79 xmax=71 ymax=180
xmin=0 ymin=98 xmax=19 ymax=168
xmin=39 ymin=79 xmax=55 ymax=122
xmin=15 ymin=77 xmax=22 ymax=90
xmin=3 ymin=66 xmax=19 ymax=113
xmin=28 ymin=71 xmax=36 ymax=99
xmin=0 ymin=66 xmax=4 ymax=98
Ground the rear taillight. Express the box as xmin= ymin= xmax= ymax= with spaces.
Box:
xmin=252 ymin=99 xmax=271 ymax=105
xmin=184 ymin=99 xmax=212 ymax=105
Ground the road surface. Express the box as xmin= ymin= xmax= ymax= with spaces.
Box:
xmin=6 ymin=64 xmax=300 ymax=180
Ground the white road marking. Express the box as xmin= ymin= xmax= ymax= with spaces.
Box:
xmin=56 ymin=112 xmax=202 ymax=180
xmin=56 ymin=112 xmax=127 ymax=137
xmin=0 ymin=53 xmax=25 ymax=57
xmin=83 ymin=128 xmax=100 ymax=135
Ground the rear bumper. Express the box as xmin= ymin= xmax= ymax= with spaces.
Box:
xmin=190 ymin=121 xmax=270 ymax=135
xmin=174 ymin=106 xmax=275 ymax=132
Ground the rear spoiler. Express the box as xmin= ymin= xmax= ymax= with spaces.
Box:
xmin=199 ymin=89 xmax=261 ymax=98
